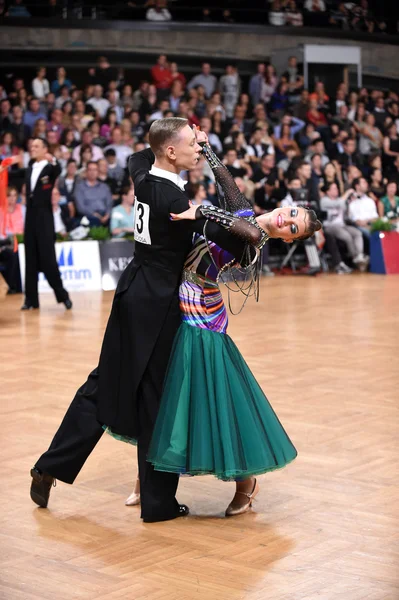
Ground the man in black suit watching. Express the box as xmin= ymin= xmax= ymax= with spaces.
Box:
xmin=22 ymin=138 xmax=72 ymax=310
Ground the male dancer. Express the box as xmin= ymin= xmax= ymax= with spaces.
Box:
xmin=22 ymin=138 xmax=72 ymax=310
xmin=30 ymin=118 xmax=242 ymax=522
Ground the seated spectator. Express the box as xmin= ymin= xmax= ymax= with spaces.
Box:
xmin=87 ymin=85 xmax=110 ymax=119
xmin=309 ymin=81 xmax=329 ymax=106
xmin=356 ymin=113 xmax=383 ymax=157
xmin=383 ymin=123 xmax=399 ymax=173
xmin=199 ymin=117 xmax=223 ymax=155
xmin=32 ymin=118 xmax=48 ymax=141
xmin=249 ymin=63 xmax=266 ymax=107
xmin=58 ymin=158 xmax=78 ymax=203
xmin=285 ymin=1 xmax=303 ymax=27
xmin=277 ymin=146 xmax=298 ymax=181
xmin=332 ymin=105 xmax=353 ymax=135
xmin=320 ymin=182 xmax=368 ymax=273
xmin=269 ymin=0 xmax=286 ymax=26
xmin=322 ymin=161 xmax=344 ymax=195
xmin=0 ymin=132 xmax=21 ymax=162
xmin=110 ymin=185 xmax=135 ymax=238
xmin=378 ymin=181 xmax=399 ymax=222
xmin=32 ymin=67 xmax=50 ymax=101
xmin=0 ymin=99 xmax=12 ymax=132
xmin=129 ymin=111 xmax=146 ymax=141
xmin=187 ymin=62 xmax=217 ymax=100
xmin=97 ymin=157 xmax=121 ymax=202
xmin=72 ymin=129 xmax=104 ymax=163
xmin=373 ymin=96 xmax=388 ymax=130
xmin=60 ymin=127 xmax=79 ymax=154
xmin=348 ymin=177 xmax=379 ymax=238
xmin=51 ymin=67 xmax=73 ymax=96
xmin=169 ymin=80 xmax=184 ymax=115
xmin=368 ymin=167 xmax=385 ymax=202
xmin=306 ymin=99 xmax=328 ymax=132
xmin=9 ymin=105 xmax=30 ymax=147
xmin=104 ymin=126 xmax=132 ymax=168
xmin=148 ymin=99 xmax=170 ymax=122
xmin=146 ymin=0 xmax=172 ymax=22
xmin=186 ymin=182 xmax=213 ymax=206
xmin=107 ymin=90 xmax=124 ymax=123
xmin=298 ymin=122 xmax=319 ymax=151
xmin=351 ymin=0 xmax=375 ymax=33
xmin=247 ymin=126 xmax=274 ymax=164
xmin=296 ymin=160 xmax=320 ymax=207
xmin=274 ymin=113 xmax=305 ymax=140
xmin=224 ymin=148 xmax=249 ymax=179
xmin=74 ymin=161 xmax=112 ymax=226
xmin=89 ymin=121 xmax=108 ymax=149
xmin=100 ymin=109 xmax=118 ymax=143
xmin=269 ymin=82 xmax=289 ymax=117
xmin=274 ymin=123 xmax=300 ymax=160
xmin=76 ymin=144 xmax=94 ymax=177
xmin=51 ymin=187 xmax=70 ymax=237
xmin=170 ymin=62 xmax=186 ymax=87
xmin=46 ymin=108 xmax=64 ymax=142
xmin=337 ymin=137 xmax=363 ymax=173
xmin=251 ymin=154 xmax=279 ymax=211
xmin=305 ymin=138 xmax=329 ymax=168
xmin=0 ymin=186 xmax=25 ymax=294
xmin=23 ymin=98 xmax=47 ymax=134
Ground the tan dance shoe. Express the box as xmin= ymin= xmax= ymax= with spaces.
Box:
xmin=125 ymin=477 xmax=140 ymax=506
xmin=225 ymin=478 xmax=259 ymax=517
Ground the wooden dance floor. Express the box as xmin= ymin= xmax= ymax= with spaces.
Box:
xmin=1 ymin=274 xmax=398 ymax=600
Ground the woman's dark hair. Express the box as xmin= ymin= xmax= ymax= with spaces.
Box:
xmin=60 ymin=128 xmax=75 ymax=146
xmin=295 ymin=209 xmax=322 ymax=241
xmin=79 ymin=143 xmax=93 ymax=166
xmin=103 ymin=109 xmax=117 ymax=126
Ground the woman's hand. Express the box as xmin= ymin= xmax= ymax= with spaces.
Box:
xmin=193 ymin=125 xmax=208 ymax=145
xmin=170 ymin=202 xmax=198 ymax=221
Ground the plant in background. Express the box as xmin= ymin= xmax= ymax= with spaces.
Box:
xmin=370 ymin=219 xmax=396 ymax=234
xmin=88 ymin=226 xmax=111 ymax=241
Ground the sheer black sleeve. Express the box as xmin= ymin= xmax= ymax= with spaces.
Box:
xmin=200 ymin=143 xmax=252 ymax=212
xmin=194 ymin=205 xmax=269 ymax=250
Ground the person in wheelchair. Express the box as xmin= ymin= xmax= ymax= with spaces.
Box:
xmin=280 ymin=176 xmax=322 ymax=275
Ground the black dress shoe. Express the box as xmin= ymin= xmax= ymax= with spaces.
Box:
xmin=30 ymin=467 xmax=55 ymax=508
xmin=21 ymin=302 xmax=39 ymax=310
xmin=63 ymin=298 xmax=73 ymax=310
xmin=142 ymin=504 xmax=190 ymax=523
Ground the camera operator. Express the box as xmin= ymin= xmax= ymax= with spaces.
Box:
xmin=280 ymin=176 xmax=322 ymax=274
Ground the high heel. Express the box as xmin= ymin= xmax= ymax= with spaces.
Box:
xmin=225 ymin=478 xmax=259 ymax=517
xmin=125 ymin=477 xmax=140 ymax=506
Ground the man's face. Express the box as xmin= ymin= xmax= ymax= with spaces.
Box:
xmin=52 ymin=109 xmax=62 ymax=123
xmin=86 ymin=163 xmax=99 ymax=182
xmin=1 ymin=100 xmax=10 ymax=115
xmin=202 ymin=63 xmax=211 ymax=76
xmin=94 ymin=85 xmax=103 ymax=98
xmin=31 ymin=139 xmax=47 ymax=160
xmin=288 ymin=57 xmax=297 ymax=68
xmin=112 ymin=129 xmax=122 ymax=144
xmin=328 ymin=183 xmax=339 ymax=198
xmin=30 ymin=99 xmax=40 ymax=113
xmin=262 ymin=155 xmax=275 ymax=170
xmin=47 ymin=131 xmax=58 ymax=145
xmin=200 ymin=118 xmax=211 ymax=134
xmin=82 ymin=131 xmax=92 ymax=145
xmin=97 ymin=159 xmax=108 ymax=175
xmin=12 ymin=105 xmax=22 ymax=120
xmin=158 ymin=54 xmax=167 ymax=67
xmin=257 ymin=63 xmax=265 ymax=75
xmin=289 ymin=178 xmax=301 ymax=191
xmin=346 ymin=140 xmax=356 ymax=154
xmin=170 ymin=125 xmax=202 ymax=171
xmin=358 ymin=178 xmax=369 ymax=194
xmin=67 ymin=162 xmax=77 ymax=177
xmin=226 ymin=150 xmax=237 ymax=165
xmin=300 ymin=164 xmax=311 ymax=180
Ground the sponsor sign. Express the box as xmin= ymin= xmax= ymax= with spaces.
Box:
xmin=18 ymin=241 xmax=102 ymax=292
xmin=99 ymin=239 xmax=135 ymax=290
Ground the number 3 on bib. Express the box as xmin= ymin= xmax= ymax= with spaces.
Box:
xmin=134 ymin=201 xmax=151 ymax=245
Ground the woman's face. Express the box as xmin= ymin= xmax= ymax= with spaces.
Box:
xmin=370 ymin=155 xmax=381 ymax=169
xmin=37 ymin=119 xmax=46 ymax=132
xmin=366 ymin=113 xmax=375 ymax=126
xmin=282 ymin=124 xmax=291 ymax=137
xmin=373 ymin=169 xmax=382 ymax=183
xmin=324 ymin=163 xmax=335 ymax=177
xmin=387 ymin=182 xmax=397 ymax=196
xmin=63 ymin=101 xmax=72 ymax=114
xmin=3 ymin=132 xmax=12 ymax=146
xmin=263 ymin=206 xmax=313 ymax=243
xmin=82 ymin=148 xmax=92 ymax=161
xmin=7 ymin=189 xmax=18 ymax=209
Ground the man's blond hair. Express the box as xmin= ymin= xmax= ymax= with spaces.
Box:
xmin=149 ymin=117 xmax=188 ymax=158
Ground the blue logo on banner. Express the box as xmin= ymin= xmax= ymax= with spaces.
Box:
xmin=58 ymin=247 xmax=74 ymax=267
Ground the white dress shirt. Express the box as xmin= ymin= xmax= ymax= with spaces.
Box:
xmin=348 ymin=195 xmax=378 ymax=222
xmin=149 ymin=165 xmax=186 ymax=191
xmin=32 ymin=77 xmax=50 ymax=99
xmin=30 ymin=159 xmax=49 ymax=191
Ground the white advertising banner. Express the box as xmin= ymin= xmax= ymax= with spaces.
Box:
xmin=18 ymin=241 xmax=102 ymax=293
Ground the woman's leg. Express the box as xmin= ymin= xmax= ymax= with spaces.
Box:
xmin=225 ymin=476 xmax=259 ymax=516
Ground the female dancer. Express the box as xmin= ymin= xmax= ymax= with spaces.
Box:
xmin=123 ymin=135 xmax=321 ymax=516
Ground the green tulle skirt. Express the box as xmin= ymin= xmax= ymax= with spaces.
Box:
xmin=146 ymin=322 xmax=297 ymax=481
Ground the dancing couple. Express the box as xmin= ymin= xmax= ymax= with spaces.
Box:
xmin=30 ymin=118 xmax=321 ymax=522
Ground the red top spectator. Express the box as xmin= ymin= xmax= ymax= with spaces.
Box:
xmin=151 ymin=55 xmax=173 ymax=91
xmin=306 ymin=99 xmax=328 ymax=127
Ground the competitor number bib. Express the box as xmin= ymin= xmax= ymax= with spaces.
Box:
xmin=134 ymin=201 xmax=151 ymax=245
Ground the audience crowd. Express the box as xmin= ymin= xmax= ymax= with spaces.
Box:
xmin=0 ymin=0 xmax=396 ymax=34
xmin=1 ymin=50 xmax=399 ymax=293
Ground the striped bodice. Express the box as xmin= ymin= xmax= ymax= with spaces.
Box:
xmin=179 ymin=235 xmax=233 ymax=334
